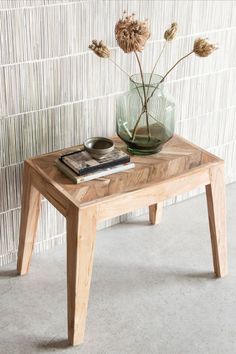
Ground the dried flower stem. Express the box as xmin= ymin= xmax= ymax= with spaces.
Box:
xmin=147 ymin=41 xmax=167 ymax=97
xmin=148 ymin=111 xmax=159 ymax=123
xmin=161 ymin=50 xmax=194 ymax=83
xmin=108 ymin=57 xmax=144 ymax=106
xmin=147 ymin=50 xmax=194 ymax=103
xmin=108 ymin=57 xmax=130 ymax=77
xmin=131 ymin=108 xmax=145 ymax=141
xmin=132 ymin=50 xmax=194 ymax=142
xmin=132 ymin=109 xmax=159 ymax=141
xmin=130 ymin=78 xmax=144 ymax=106
xmin=133 ymin=51 xmax=151 ymax=140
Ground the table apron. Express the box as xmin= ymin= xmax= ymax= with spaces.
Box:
xmin=83 ymin=165 xmax=212 ymax=222
xmin=29 ymin=166 xmax=69 ymax=217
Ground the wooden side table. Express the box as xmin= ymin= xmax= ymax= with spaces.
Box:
xmin=17 ymin=135 xmax=227 ymax=346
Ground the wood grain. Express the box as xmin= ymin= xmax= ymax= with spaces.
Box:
xmin=1 ymin=1 xmax=235 ymax=270
xmin=88 ymin=163 xmax=211 ymax=221
xmin=29 ymin=135 xmax=208 ymax=206
xmin=206 ymin=163 xmax=227 ymax=277
xmin=66 ymin=205 xmax=97 ymax=345
xmin=17 ymin=162 xmax=41 ymax=275
xmin=149 ymin=203 xmax=163 ymax=225
xmin=17 ymin=134 xmax=227 ymax=346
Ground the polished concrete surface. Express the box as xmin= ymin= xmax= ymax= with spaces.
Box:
xmin=0 ymin=183 xmax=236 ymax=354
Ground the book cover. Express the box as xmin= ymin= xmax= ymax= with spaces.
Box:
xmin=55 ymin=158 xmax=135 ymax=184
xmin=59 ymin=148 xmax=130 ymax=175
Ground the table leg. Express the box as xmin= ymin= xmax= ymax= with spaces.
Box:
xmin=149 ymin=202 xmax=163 ymax=225
xmin=206 ymin=163 xmax=227 ymax=278
xmin=66 ymin=206 xmax=97 ymax=346
xmin=17 ymin=163 xmax=42 ymax=275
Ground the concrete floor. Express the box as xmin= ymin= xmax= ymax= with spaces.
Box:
xmin=0 ymin=184 xmax=236 ymax=354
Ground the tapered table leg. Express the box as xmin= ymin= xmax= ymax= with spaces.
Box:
xmin=66 ymin=206 xmax=97 ymax=346
xmin=17 ymin=162 xmax=42 ymax=275
xmin=206 ymin=163 xmax=227 ymax=278
xmin=149 ymin=202 xmax=163 ymax=225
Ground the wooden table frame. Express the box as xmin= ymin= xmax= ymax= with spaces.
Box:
xmin=17 ymin=135 xmax=227 ymax=346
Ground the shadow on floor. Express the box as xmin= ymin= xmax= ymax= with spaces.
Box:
xmin=0 ymin=269 xmax=18 ymax=277
xmin=36 ymin=338 xmax=70 ymax=351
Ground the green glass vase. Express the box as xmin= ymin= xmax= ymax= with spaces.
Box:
xmin=116 ymin=74 xmax=175 ymax=155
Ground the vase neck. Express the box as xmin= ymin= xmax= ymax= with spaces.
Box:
xmin=130 ymin=73 xmax=164 ymax=90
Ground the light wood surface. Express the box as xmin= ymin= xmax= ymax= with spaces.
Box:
xmin=206 ymin=163 xmax=228 ymax=277
xmin=17 ymin=162 xmax=42 ymax=275
xmin=85 ymin=163 xmax=211 ymax=221
xmin=28 ymin=135 xmax=209 ymax=206
xmin=149 ymin=203 xmax=163 ymax=225
xmin=67 ymin=205 xmax=97 ymax=345
xmin=16 ymin=134 xmax=227 ymax=346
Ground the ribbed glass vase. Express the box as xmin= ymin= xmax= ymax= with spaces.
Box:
xmin=116 ymin=74 xmax=175 ymax=155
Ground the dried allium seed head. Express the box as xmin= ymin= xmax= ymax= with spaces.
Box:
xmin=193 ymin=38 xmax=218 ymax=57
xmin=115 ymin=13 xmax=150 ymax=53
xmin=88 ymin=40 xmax=111 ymax=58
xmin=164 ymin=22 xmax=178 ymax=41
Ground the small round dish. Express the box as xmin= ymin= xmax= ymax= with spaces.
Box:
xmin=84 ymin=137 xmax=114 ymax=159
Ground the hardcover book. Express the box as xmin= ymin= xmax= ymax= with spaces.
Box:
xmin=55 ymin=158 xmax=135 ymax=184
xmin=59 ymin=148 xmax=130 ymax=175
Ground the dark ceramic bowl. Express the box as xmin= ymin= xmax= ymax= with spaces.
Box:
xmin=84 ymin=137 xmax=114 ymax=159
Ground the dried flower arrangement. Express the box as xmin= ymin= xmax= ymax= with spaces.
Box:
xmin=89 ymin=12 xmax=218 ymax=149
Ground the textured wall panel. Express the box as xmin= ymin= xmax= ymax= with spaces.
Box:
xmin=0 ymin=95 xmax=117 ymax=166
xmin=0 ymin=0 xmax=235 ymax=266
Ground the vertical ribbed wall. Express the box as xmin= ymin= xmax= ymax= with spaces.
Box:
xmin=0 ymin=0 xmax=235 ymax=266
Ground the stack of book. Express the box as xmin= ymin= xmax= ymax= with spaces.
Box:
xmin=55 ymin=148 xmax=134 ymax=183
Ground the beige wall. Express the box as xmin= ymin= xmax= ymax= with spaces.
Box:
xmin=0 ymin=0 xmax=235 ymax=265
